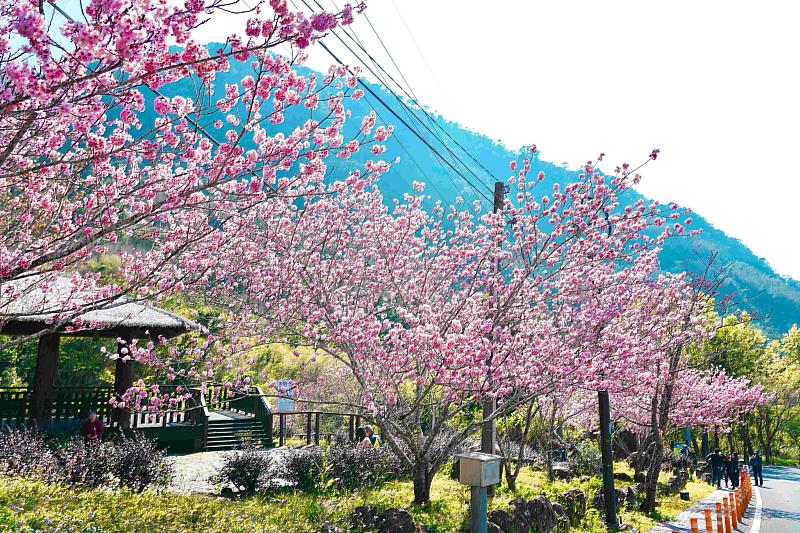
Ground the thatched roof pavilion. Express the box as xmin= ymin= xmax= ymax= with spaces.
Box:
xmin=0 ymin=275 xmax=201 ymax=425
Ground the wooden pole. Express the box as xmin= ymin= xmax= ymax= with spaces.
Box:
xmin=30 ymin=334 xmax=60 ymax=423
xmin=481 ymin=181 xmax=505 ymax=463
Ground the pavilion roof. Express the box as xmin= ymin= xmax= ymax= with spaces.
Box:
xmin=0 ymin=275 xmax=202 ymax=339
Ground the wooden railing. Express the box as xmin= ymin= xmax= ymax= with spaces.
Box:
xmin=1 ymin=386 xmax=113 ymax=426
xmin=198 ymin=387 xmax=210 ymax=448
xmin=0 ymin=384 xmax=279 ymax=449
xmin=273 ymin=411 xmax=363 ymax=448
xmin=128 ymin=386 xmax=197 ymax=429
xmin=0 ymin=387 xmax=29 ymax=426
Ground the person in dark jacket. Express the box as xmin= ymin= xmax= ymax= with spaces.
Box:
xmin=705 ymin=449 xmax=724 ymax=488
xmin=80 ymin=411 xmax=104 ymax=443
xmin=722 ymin=453 xmax=732 ymax=488
xmin=751 ymin=450 xmax=763 ymax=487
xmin=730 ymin=452 xmax=740 ymax=488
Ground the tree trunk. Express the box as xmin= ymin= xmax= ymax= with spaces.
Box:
xmin=546 ymin=402 xmax=557 ymax=482
xmin=503 ymin=461 xmax=517 ymax=492
xmin=641 ymin=415 xmax=664 ymax=512
xmin=30 ymin=334 xmax=60 ymax=422
xmin=412 ymin=463 xmax=433 ymax=504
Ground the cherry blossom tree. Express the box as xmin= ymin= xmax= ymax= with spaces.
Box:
xmin=0 ymin=0 xmax=368 ymax=357
xmin=205 ymin=147 xmax=701 ymax=503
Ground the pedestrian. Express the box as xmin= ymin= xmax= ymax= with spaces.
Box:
xmin=364 ymin=425 xmax=381 ymax=448
xmin=751 ymin=449 xmax=764 ymax=487
xmin=730 ymin=452 xmax=740 ymax=488
xmin=722 ymin=453 xmax=732 ymax=488
xmin=705 ymin=449 xmax=725 ymax=488
xmin=355 ymin=426 xmax=372 ymax=450
xmin=80 ymin=411 xmax=104 ymax=443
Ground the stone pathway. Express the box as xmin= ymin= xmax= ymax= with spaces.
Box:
xmin=169 ymin=451 xmax=228 ymax=494
xmin=168 ymin=447 xmax=291 ymax=494
xmin=649 ymin=486 xmax=756 ymax=533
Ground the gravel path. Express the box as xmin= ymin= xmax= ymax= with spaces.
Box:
xmin=169 ymin=448 xmax=290 ymax=494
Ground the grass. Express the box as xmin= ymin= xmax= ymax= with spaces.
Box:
xmin=0 ymin=462 xmax=717 ymax=532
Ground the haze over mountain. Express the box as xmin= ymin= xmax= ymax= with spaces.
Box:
xmin=156 ymin=51 xmax=800 ymax=335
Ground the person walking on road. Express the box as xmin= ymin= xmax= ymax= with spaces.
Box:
xmin=722 ymin=453 xmax=732 ymax=488
xmin=729 ymin=452 xmax=740 ymax=488
xmin=751 ymin=449 xmax=764 ymax=487
xmin=706 ymin=449 xmax=725 ymax=488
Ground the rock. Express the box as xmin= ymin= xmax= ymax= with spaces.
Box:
xmin=560 ymin=488 xmax=587 ymax=526
xmin=614 ymin=472 xmax=633 ymax=482
xmin=353 ymin=504 xmax=382 ymax=531
xmin=551 ymin=503 xmax=570 ymax=533
xmin=591 ymin=489 xmax=604 ymax=511
xmin=667 ymin=475 xmax=681 ymax=494
xmin=624 ymin=486 xmax=639 ymax=509
xmin=552 ymin=462 xmax=574 ymax=480
xmin=488 ymin=509 xmax=513 ymax=532
xmin=528 ymin=496 xmax=558 ymax=533
xmin=510 ymin=497 xmax=534 ymax=532
xmin=379 ymin=508 xmax=417 ymax=533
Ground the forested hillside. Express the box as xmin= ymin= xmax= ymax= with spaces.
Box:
xmin=153 ymin=48 xmax=800 ymax=334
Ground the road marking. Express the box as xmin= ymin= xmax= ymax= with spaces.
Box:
xmin=750 ymin=484 xmax=762 ymax=533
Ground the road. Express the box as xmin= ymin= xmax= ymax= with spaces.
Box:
xmin=757 ymin=466 xmax=800 ymax=532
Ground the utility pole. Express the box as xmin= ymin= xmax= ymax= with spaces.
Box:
xmin=481 ymin=182 xmax=505 ymax=462
xmin=598 ymin=390 xmax=618 ymax=529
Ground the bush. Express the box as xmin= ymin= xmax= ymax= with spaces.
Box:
xmin=568 ymin=440 xmax=602 ymax=477
xmin=0 ymin=426 xmax=171 ymax=493
xmin=211 ymin=445 xmax=275 ymax=494
xmin=0 ymin=427 xmax=59 ymax=480
xmin=110 ymin=432 xmax=174 ymax=493
xmin=56 ymin=439 xmax=113 ymax=489
xmin=280 ymin=445 xmax=407 ymax=492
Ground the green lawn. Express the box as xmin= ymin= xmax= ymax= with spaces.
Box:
xmin=0 ymin=463 xmax=715 ymax=532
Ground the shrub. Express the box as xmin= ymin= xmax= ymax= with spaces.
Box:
xmin=0 ymin=426 xmax=59 ymax=480
xmin=110 ymin=432 xmax=174 ymax=493
xmin=56 ymin=439 xmax=113 ymax=489
xmin=568 ymin=440 xmax=602 ymax=477
xmin=211 ymin=445 xmax=275 ymax=494
xmin=280 ymin=445 xmax=407 ymax=492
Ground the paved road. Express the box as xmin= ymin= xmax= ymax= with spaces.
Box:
xmin=758 ymin=466 xmax=800 ymax=532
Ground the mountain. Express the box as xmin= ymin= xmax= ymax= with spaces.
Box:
xmin=153 ymin=49 xmax=800 ymax=335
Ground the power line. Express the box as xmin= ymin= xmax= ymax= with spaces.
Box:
xmin=295 ymin=0 xmax=493 ymax=205
xmin=338 ymin=3 xmax=499 ymax=184
xmin=315 ymin=0 xmax=499 ymax=194
xmin=321 ymin=1 xmax=467 ymax=199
